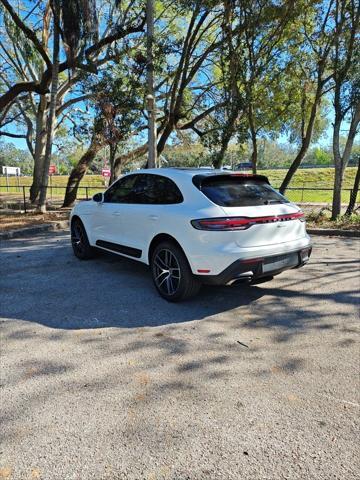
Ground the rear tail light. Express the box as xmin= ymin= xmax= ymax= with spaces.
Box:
xmin=191 ymin=212 xmax=304 ymax=231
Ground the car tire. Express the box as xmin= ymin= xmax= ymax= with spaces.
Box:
xmin=151 ymin=241 xmax=201 ymax=302
xmin=71 ymin=218 xmax=96 ymax=260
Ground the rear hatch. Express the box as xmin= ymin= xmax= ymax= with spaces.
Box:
xmin=193 ymin=173 xmax=306 ymax=248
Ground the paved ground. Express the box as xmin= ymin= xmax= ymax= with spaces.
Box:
xmin=0 ymin=232 xmax=359 ymax=480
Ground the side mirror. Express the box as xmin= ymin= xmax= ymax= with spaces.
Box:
xmin=93 ymin=192 xmax=104 ymax=203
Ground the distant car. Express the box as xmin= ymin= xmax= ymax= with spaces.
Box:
xmin=70 ymin=168 xmax=312 ymax=301
xmin=236 ymin=162 xmax=253 ymax=170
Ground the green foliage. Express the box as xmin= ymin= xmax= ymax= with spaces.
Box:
xmin=312 ymin=147 xmax=331 ymax=166
xmin=0 ymin=0 xmax=358 ymax=198
xmin=0 ymin=142 xmax=33 ymax=175
xmin=306 ymin=211 xmax=360 ymax=230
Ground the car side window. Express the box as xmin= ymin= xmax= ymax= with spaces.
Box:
xmin=103 ymin=175 xmax=138 ymax=203
xmin=132 ymin=174 xmax=183 ymax=204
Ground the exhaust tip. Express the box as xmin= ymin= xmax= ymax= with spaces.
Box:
xmin=226 ymin=271 xmax=253 ymax=286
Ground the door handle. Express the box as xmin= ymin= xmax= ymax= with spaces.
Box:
xmin=149 ymin=215 xmax=159 ymax=220
xmin=112 ymin=211 xmax=121 ymax=216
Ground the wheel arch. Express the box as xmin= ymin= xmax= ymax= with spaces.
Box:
xmin=148 ymin=233 xmax=189 ymax=266
xmin=70 ymin=214 xmax=94 ymax=245
xmin=70 ymin=214 xmax=82 ymax=227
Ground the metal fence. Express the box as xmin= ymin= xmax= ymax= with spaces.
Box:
xmin=0 ymin=184 xmax=358 ymax=213
xmin=0 ymin=185 xmax=107 ymax=213
xmin=275 ymin=186 xmax=359 ymax=205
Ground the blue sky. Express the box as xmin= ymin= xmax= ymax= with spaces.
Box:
xmin=2 ymin=110 xmax=352 ymax=153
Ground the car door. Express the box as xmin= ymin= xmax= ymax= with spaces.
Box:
xmin=90 ymin=174 xmax=138 ymax=249
xmin=115 ymin=174 xmax=184 ymax=260
xmin=114 ymin=174 xmax=158 ymax=256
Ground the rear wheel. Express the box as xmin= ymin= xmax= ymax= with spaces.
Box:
xmin=151 ymin=241 xmax=201 ymax=302
xmin=71 ymin=218 xmax=95 ymax=260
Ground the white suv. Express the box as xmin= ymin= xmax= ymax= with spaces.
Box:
xmin=70 ymin=168 xmax=312 ymax=301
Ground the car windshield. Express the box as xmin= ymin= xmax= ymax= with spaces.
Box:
xmin=195 ymin=176 xmax=290 ymax=207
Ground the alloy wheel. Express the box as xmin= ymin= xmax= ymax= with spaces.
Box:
xmin=71 ymin=222 xmax=85 ymax=256
xmin=153 ymin=248 xmax=181 ymax=296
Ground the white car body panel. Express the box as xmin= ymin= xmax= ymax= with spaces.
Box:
xmin=71 ymin=168 xmax=312 ymax=277
xmin=218 ymin=203 xmax=306 ymax=247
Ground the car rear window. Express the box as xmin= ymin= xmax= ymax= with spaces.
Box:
xmin=194 ymin=175 xmax=290 ymax=207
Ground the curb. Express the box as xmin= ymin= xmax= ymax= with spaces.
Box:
xmin=0 ymin=220 xmax=69 ymax=240
xmin=307 ymin=228 xmax=359 ymax=238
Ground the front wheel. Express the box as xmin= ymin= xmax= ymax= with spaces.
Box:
xmin=71 ymin=218 xmax=96 ymax=260
xmin=151 ymin=241 xmax=201 ymax=302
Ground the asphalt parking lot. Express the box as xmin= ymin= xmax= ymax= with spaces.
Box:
xmin=0 ymin=232 xmax=359 ymax=480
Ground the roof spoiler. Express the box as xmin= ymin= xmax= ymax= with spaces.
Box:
xmin=192 ymin=173 xmax=270 ymax=188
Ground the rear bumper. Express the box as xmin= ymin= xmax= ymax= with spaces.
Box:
xmin=196 ymin=246 xmax=312 ymax=286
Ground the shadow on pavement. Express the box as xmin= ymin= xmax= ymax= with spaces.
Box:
xmin=0 ymin=231 xmax=358 ymax=333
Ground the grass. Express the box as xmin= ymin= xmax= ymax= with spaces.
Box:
xmin=0 ymin=174 xmax=106 ymax=188
xmin=0 ymin=167 xmax=358 ymax=204
xmin=0 ymin=177 xmax=106 ymax=200
xmin=306 ymin=209 xmax=360 ymax=231
xmin=259 ymin=166 xmax=357 ymax=189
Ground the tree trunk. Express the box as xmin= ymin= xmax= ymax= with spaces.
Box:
xmin=332 ymin=166 xmax=344 ymax=219
xmin=345 ymin=160 xmax=359 ymax=216
xmin=109 ymin=143 xmax=118 ymax=184
xmin=251 ymin=144 xmax=258 ymax=174
xmin=279 ymin=86 xmax=322 ymax=194
xmin=331 ymin=107 xmax=343 ymax=219
xmin=113 ymin=144 xmax=148 ymax=178
xmin=331 ymin=102 xmax=360 ymax=219
xmin=29 ymin=3 xmax=50 ymax=203
xmin=30 ymin=95 xmax=47 ymax=203
xmin=63 ymin=142 xmax=148 ymax=208
xmin=247 ymin=102 xmax=258 ymax=174
xmin=279 ymin=144 xmax=309 ymax=194
xmin=212 ymin=124 xmax=233 ymax=169
xmin=62 ymin=141 xmax=103 ymax=208
xmin=156 ymin=120 xmax=174 ymax=158
xmin=37 ymin=0 xmax=60 ymax=213
xmin=212 ymin=0 xmax=240 ymax=170
xmin=250 ymin=127 xmax=258 ymax=174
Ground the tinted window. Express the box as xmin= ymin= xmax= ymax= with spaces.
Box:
xmin=103 ymin=174 xmax=183 ymax=204
xmin=196 ymin=177 xmax=289 ymax=207
xmin=130 ymin=174 xmax=183 ymax=204
xmin=150 ymin=175 xmax=183 ymax=204
xmin=104 ymin=175 xmax=138 ymax=203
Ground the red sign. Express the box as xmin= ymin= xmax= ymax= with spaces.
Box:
xmin=49 ymin=165 xmax=56 ymax=175
xmin=102 ymin=168 xmax=111 ymax=177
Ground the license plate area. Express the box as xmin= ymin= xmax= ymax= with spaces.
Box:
xmin=262 ymin=253 xmax=299 ymax=273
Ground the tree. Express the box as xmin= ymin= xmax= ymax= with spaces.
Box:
xmin=330 ymin=0 xmax=360 ymax=219
xmin=345 ymin=157 xmax=360 ymax=216
xmin=153 ymin=1 xmax=229 ymax=156
xmin=0 ymin=0 xmax=146 ymax=205
xmin=279 ymin=0 xmax=338 ymax=194
xmin=37 ymin=0 xmax=60 ymax=213
xmin=0 ymin=141 xmax=33 ymax=173
xmin=236 ymin=0 xmax=303 ymax=173
xmin=62 ymin=66 xmax=143 ymax=207
xmin=0 ymin=0 xmax=145 ymax=111
xmin=209 ymin=0 xmax=243 ymax=169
